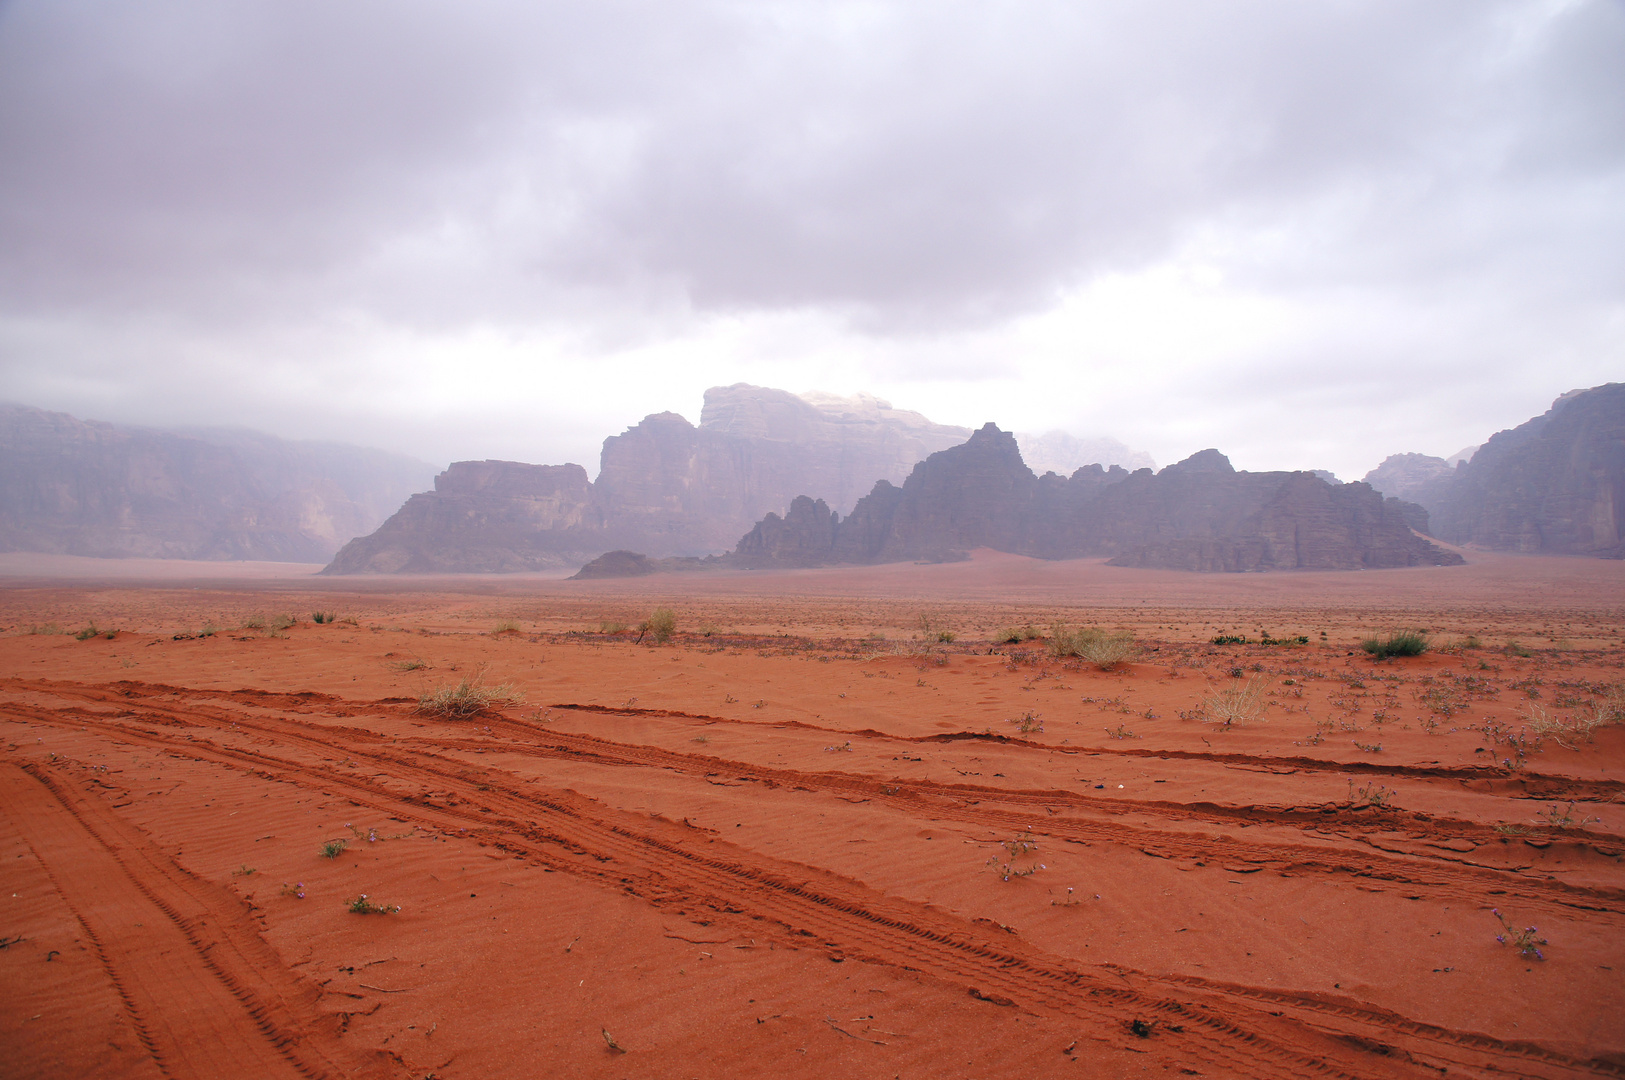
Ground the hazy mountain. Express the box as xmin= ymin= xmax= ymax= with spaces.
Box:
xmin=713 ymin=425 xmax=1456 ymax=573
xmin=0 ymin=403 xmax=436 ymax=562
xmin=1364 ymin=384 xmax=1624 ymax=557
xmin=326 ymin=384 xmax=979 ymax=572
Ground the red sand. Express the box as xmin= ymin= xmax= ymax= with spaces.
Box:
xmin=2 ymin=550 xmax=1622 ymax=1079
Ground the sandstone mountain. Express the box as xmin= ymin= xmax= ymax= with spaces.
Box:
xmin=0 ymin=403 xmax=436 ymax=562
xmin=720 ymin=424 xmax=1458 ymax=573
xmin=326 ymin=384 xmax=979 ymax=573
xmin=1363 ymin=383 xmax=1624 ymax=558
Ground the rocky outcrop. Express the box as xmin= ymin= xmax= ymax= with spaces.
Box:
xmin=1101 ymin=471 xmax=1454 ymax=571
xmin=0 ymin=403 xmax=435 ymax=562
xmin=1430 ymin=384 xmax=1625 ymax=557
xmin=701 ymin=427 xmax=1459 ymax=575
xmin=1365 ymin=453 xmax=1457 ymax=510
xmin=322 ymin=461 xmax=606 ymax=573
xmin=326 ymin=384 xmax=981 ymax=573
xmin=1364 ymin=384 xmax=1625 ymax=557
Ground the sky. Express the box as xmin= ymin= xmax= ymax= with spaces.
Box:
xmin=1 ymin=0 xmax=1621 ymax=481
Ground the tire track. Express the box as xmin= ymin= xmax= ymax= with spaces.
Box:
xmin=11 ymin=677 xmax=1618 ymax=859
xmin=0 ymin=760 xmax=383 ymax=1080
xmin=7 ymin=687 xmax=1621 ymax=1078
xmin=10 ymin=684 xmax=1624 ymax=920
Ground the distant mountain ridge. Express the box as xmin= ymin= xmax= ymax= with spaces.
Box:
xmin=1363 ymin=383 xmax=1624 ymax=558
xmin=325 ymin=384 xmax=988 ymax=573
xmin=707 ymin=425 xmax=1457 ymax=573
xmin=0 ymin=403 xmax=437 ymax=562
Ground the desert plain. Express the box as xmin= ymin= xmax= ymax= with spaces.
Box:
xmin=1 ymin=550 xmax=1623 ymax=1080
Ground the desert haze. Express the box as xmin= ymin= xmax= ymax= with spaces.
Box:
xmin=3 ymin=3 xmax=1622 ymax=1077
xmin=1 ymin=550 xmax=1622 ymax=1079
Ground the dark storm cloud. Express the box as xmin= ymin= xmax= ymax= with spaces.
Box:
xmin=3 ymin=0 xmax=1619 ymax=330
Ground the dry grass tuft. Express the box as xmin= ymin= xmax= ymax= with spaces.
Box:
xmin=1049 ymin=622 xmax=1136 ymax=669
xmin=416 ymin=666 xmax=524 ymax=718
xmin=1203 ymin=676 xmax=1270 ymax=727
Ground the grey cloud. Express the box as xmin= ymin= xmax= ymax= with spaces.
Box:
xmin=3 ymin=1 xmax=1620 ymax=332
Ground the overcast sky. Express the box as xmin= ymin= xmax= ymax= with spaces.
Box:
xmin=1 ymin=0 xmax=1620 ymax=480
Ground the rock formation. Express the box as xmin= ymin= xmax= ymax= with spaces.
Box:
xmin=323 ymin=461 xmax=606 ymax=573
xmin=0 ymin=403 xmax=435 ymax=562
xmin=326 ymin=384 xmax=980 ymax=573
xmin=1363 ymin=453 xmax=1458 ymax=517
xmin=1364 ymin=383 xmax=1624 ymax=557
xmin=715 ymin=425 xmax=1458 ymax=573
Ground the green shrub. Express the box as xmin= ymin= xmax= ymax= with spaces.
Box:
xmin=345 ymin=894 xmax=400 ymax=914
xmin=311 ymin=611 xmax=335 ymax=624
xmin=1361 ymin=631 xmax=1429 ymax=659
xmin=641 ymin=608 xmax=677 ymax=644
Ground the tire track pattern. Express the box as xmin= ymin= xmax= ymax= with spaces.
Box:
xmin=0 ymin=761 xmax=381 ymax=1080
xmin=4 ymin=680 xmax=1621 ymax=1078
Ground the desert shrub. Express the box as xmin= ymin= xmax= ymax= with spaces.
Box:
xmin=271 ymin=614 xmax=296 ymax=631
xmin=311 ymin=611 xmax=335 ymax=624
xmin=1078 ymin=630 xmax=1136 ymax=669
xmin=641 ymin=608 xmax=678 ymax=644
xmin=1050 ymin=623 xmax=1136 ymax=668
xmin=1360 ymin=631 xmax=1429 ymax=659
xmin=416 ymin=668 xmax=524 ymax=718
xmin=27 ymin=623 xmax=64 ymax=635
xmin=319 ymin=839 xmax=347 ymax=859
xmin=1007 ymin=710 xmax=1044 ymax=735
xmin=74 ymin=624 xmax=115 ymax=641
xmin=1203 ymin=676 xmax=1269 ymax=727
xmin=492 ymin=620 xmax=522 ymax=634
xmin=599 ymin=620 xmax=628 ymax=634
xmin=994 ymin=625 xmax=1041 ymax=644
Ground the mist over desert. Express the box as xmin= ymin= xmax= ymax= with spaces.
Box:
xmin=4 ymin=3 xmax=1623 ymax=1077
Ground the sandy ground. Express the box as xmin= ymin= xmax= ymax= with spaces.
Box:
xmin=1 ymin=549 xmax=1622 ymax=1079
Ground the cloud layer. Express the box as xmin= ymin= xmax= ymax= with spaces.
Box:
xmin=2 ymin=1 xmax=1620 ymax=478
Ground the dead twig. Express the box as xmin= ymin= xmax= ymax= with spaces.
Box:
xmin=823 ymin=1017 xmax=888 ymax=1045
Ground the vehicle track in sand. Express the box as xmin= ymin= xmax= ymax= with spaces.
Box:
xmin=4 ymin=677 xmax=1621 ymax=1078
xmin=11 ymin=678 xmax=1619 ymax=916
xmin=0 ymin=759 xmax=383 ymax=1080
xmin=10 ymin=677 xmax=1622 ymax=847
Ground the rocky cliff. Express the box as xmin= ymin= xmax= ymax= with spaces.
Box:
xmin=1364 ymin=383 xmax=1625 ymax=557
xmin=0 ymin=403 xmax=436 ymax=562
xmin=326 ymin=384 xmax=979 ymax=572
xmin=720 ymin=425 xmax=1458 ymax=572
xmin=322 ymin=461 xmax=607 ymax=573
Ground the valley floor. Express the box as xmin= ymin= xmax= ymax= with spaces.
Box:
xmin=1 ymin=551 xmax=1622 ymax=1079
